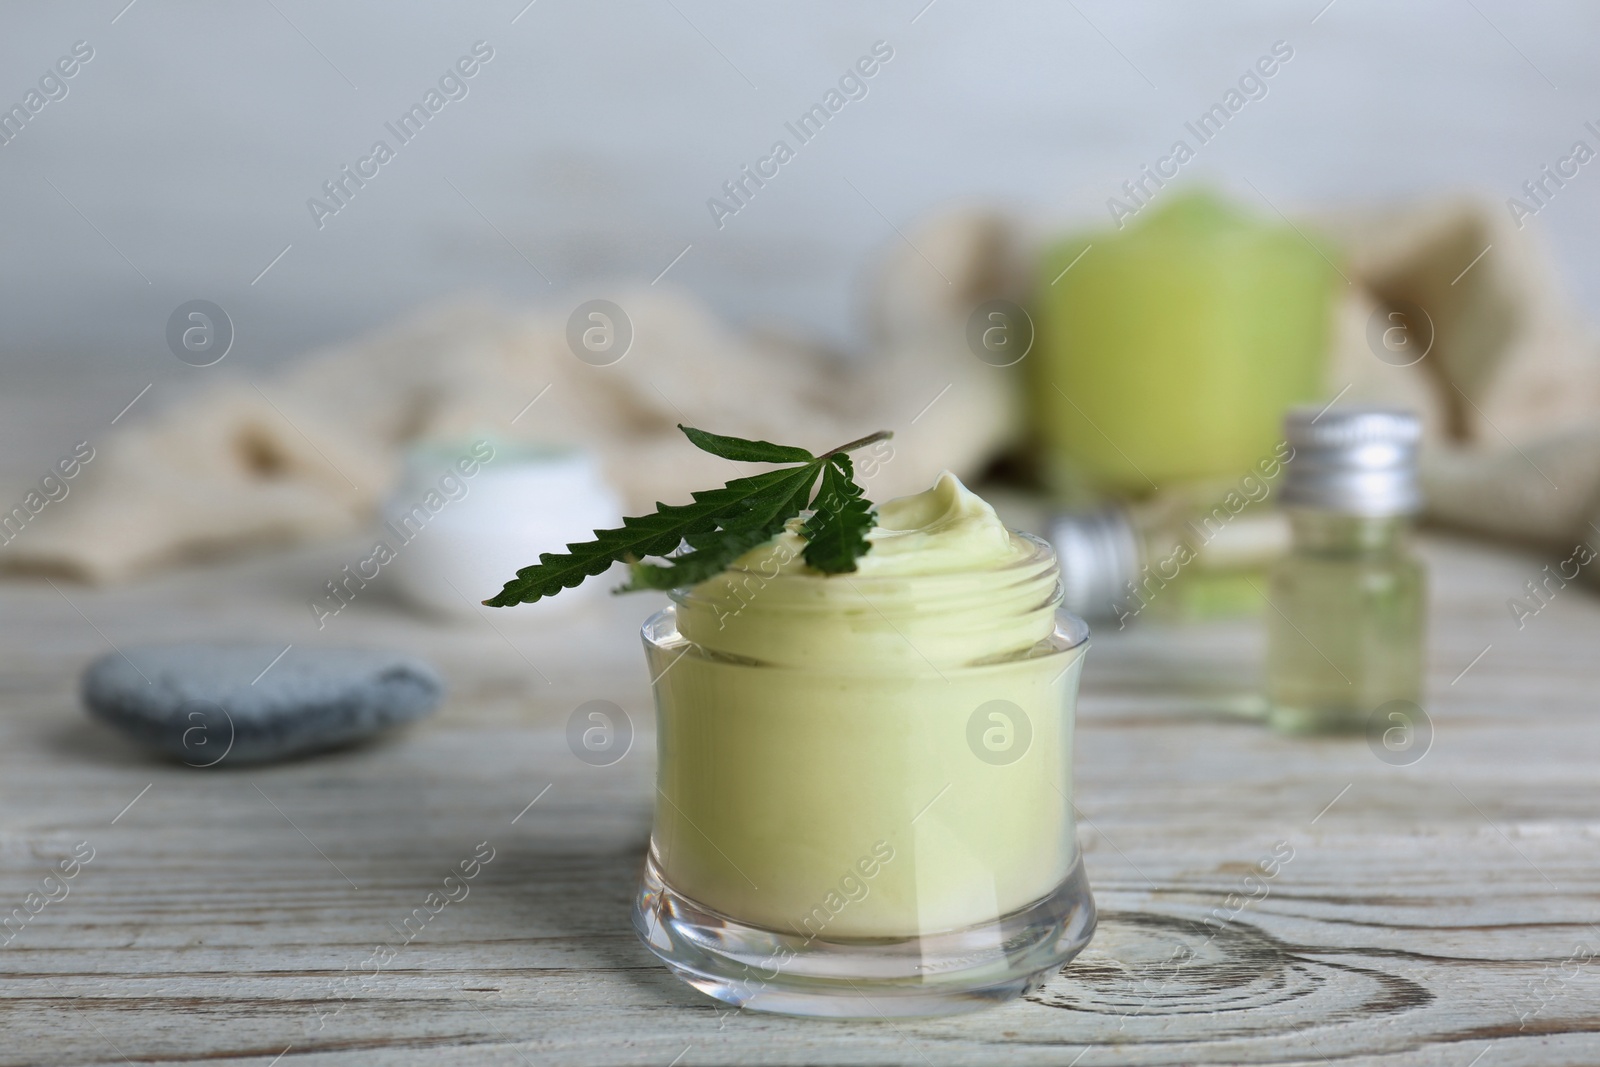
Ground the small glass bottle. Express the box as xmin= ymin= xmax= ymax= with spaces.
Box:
xmin=1045 ymin=486 xmax=1291 ymax=626
xmin=1265 ymin=406 xmax=1425 ymax=733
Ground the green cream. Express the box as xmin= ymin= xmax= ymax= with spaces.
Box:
xmin=1032 ymin=191 xmax=1335 ymax=500
xmin=645 ymin=473 xmax=1086 ymax=939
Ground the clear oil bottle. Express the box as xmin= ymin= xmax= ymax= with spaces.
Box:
xmin=1045 ymin=484 xmax=1292 ymax=626
xmin=1265 ymin=407 xmax=1425 ymax=733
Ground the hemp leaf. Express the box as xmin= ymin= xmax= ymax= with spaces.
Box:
xmin=801 ymin=453 xmax=875 ymax=575
xmin=483 ymin=426 xmax=890 ymax=606
xmin=677 ymin=425 xmax=816 ymax=464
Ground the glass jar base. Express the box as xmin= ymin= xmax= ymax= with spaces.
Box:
xmin=1268 ymin=702 xmax=1369 ymax=735
xmin=632 ymin=854 xmax=1096 ymax=1018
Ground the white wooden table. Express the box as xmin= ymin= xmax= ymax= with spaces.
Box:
xmin=2 ymin=523 xmax=1597 ymax=1066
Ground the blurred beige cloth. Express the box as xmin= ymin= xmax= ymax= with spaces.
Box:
xmin=1319 ymin=197 xmax=1600 ymax=562
xmin=2 ymin=217 xmax=1021 ymax=583
xmin=9 ymin=195 xmax=1600 ymax=583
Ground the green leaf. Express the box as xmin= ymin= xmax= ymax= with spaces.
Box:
xmin=483 ymin=464 xmax=815 ymax=606
xmin=679 ymin=424 xmax=815 ymax=464
xmin=801 ymin=453 xmax=876 ymax=574
xmin=625 ymin=517 xmax=790 ymax=591
xmin=485 ymin=428 xmax=893 ymax=607
xmin=622 ymin=463 xmax=820 ymax=591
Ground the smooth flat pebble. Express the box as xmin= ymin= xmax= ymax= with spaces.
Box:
xmin=81 ymin=643 xmax=443 ymax=766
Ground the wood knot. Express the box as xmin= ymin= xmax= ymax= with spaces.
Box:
xmin=1025 ymin=910 xmax=1432 ymax=1035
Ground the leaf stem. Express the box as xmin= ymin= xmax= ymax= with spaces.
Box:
xmin=823 ymin=430 xmax=893 ymax=458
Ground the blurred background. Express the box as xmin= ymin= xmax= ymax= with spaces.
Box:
xmin=5 ymin=0 xmax=1600 ymax=722
xmin=5 ymin=0 xmax=1600 ymax=375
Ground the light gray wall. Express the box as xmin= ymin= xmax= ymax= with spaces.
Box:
xmin=1 ymin=0 xmax=1597 ymax=382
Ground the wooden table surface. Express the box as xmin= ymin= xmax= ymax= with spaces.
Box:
xmin=2 ymin=523 xmax=1598 ymax=1066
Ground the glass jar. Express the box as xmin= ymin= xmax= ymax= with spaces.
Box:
xmin=632 ymin=533 xmax=1094 ymax=1017
xmin=1032 ymin=191 xmax=1337 ymax=502
xmin=1264 ymin=406 xmax=1426 ymax=734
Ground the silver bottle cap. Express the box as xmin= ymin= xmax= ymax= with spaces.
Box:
xmin=1279 ymin=405 xmax=1422 ymax=515
xmin=1048 ymin=508 xmax=1141 ymax=620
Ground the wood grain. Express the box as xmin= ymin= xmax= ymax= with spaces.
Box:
xmin=1 ymin=529 xmax=1597 ymax=1066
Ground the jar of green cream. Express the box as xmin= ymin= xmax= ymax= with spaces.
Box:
xmin=633 ymin=473 xmax=1095 ymax=1017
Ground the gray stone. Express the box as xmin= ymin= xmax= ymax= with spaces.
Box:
xmin=82 ymin=644 xmax=443 ymax=766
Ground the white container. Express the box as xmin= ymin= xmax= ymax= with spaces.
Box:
xmin=381 ymin=442 xmax=623 ymax=621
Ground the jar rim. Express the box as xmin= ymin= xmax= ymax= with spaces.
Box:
xmin=657 ymin=530 xmax=1089 ymax=651
xmin=642 ymin=602 xmax=1091 ymax=655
